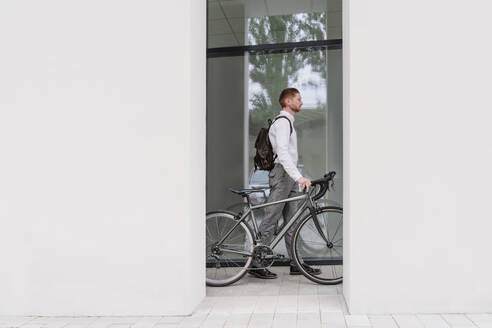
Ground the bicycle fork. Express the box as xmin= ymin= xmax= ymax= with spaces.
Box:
xmin=307 ymin=198 xmax=332 ymax=248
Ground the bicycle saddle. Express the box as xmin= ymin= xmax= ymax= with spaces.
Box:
xmin=229 ymin=187 xmax=269 ymax=196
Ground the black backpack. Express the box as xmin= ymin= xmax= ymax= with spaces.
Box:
xmin=254 ymin=116 xmax=293 ymax=171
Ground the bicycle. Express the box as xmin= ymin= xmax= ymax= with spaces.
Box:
xmin=206 ymin=171 xmax=343 ymax=287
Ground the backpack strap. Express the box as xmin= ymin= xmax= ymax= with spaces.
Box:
xmin=272 ymin=116 xmax=293 ymax=135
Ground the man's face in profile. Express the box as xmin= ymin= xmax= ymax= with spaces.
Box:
xmin=288 ymin=93 xmax=303 ymax=112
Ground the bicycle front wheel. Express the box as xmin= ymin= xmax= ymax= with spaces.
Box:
xmin=206 ymin=211 xmax=255 ymax=287
xmin=292 ymin=206 xmax=343 ymax=285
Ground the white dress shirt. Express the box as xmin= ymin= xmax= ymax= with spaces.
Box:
xmin=268 ymin=110 xmax=302 ymax=182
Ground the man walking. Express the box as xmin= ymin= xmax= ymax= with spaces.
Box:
xmin=249 ymin=88 xmax=321 ymax=279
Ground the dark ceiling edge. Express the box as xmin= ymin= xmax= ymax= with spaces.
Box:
xmin=207 ymin=39 xmax=342 ymax=58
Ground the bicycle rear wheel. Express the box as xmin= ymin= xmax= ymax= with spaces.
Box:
xmin=206 ymin=211 xmax=255 ymax=287
xmin=292 ymin=206 xmax=343 ymax=285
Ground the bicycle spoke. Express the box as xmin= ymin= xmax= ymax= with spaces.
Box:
xmin=206 ymin=212 xmax=253 ymax=286
xmin=302 ymin=239 xmax=327 ymax=246
xmin=227 ymin=234 xmax=243 ymax=243
xmin=332 ymin=216 xmax=342 ymax=242
xmin=306 ymin=222 xmax=318 ymax=235
xmin=220 ymin=217 xmax=227 ymax=236
xmin=332 ymin=246 xmax=342 ymax=257
xmin=206 ymin=224 xmax=213 ymax=239
xmin=293 ymin=208 xmax=343 ymax=284
xmin=322 ymin=213 xmax=330 ymax=241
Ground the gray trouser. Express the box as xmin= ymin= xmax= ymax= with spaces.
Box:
xmin=258 ymin=163 xmax=300 ymax=263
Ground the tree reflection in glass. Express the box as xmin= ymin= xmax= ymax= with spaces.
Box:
xmin=247 ymin=13 xmax=332 ymax=181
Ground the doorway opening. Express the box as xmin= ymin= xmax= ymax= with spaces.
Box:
xmin=206 ymin=0 xmax=343 ymax=283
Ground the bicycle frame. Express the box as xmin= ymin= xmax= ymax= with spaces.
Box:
xmin=215 ymin=189 xmax=319 ymax=256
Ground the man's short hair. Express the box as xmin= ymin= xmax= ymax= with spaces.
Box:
xmin=279 ymin=88 xmax=300 ymax=107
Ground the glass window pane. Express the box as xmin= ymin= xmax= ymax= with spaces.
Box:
xmin=208 ymin=0 xmax=342 ymax=48
xmin=247 ymin=48 xmax=342 ymax=204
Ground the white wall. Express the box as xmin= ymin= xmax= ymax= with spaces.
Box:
xmin=344 ymin=0 xmax=492 ymax=313
xmin=0 ymin=0 xmax=205 ymax=315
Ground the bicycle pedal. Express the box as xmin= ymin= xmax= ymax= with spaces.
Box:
xmin=275 ymin=254 xmax=285 ymax=259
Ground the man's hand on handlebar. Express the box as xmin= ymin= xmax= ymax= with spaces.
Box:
xmin=297 ymin=177 xmax=312 ymax=192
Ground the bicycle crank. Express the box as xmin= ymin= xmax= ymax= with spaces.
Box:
xmin=251 ymin=245 xmax=275 ymax=268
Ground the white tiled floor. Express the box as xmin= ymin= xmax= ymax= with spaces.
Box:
xmin=1 ymin=267 xmax=491 ymax=328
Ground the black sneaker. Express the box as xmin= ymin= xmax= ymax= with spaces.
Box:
xmin=248 ymin=268 xmax=278 ymax=279
xmin=290 ymin=263 xmax=322 ymax=275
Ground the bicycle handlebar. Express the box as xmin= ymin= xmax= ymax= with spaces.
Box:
xmin=309 ymin=171 xmax=336 ymax=201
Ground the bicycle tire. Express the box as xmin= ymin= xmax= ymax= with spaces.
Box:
xmin=291 ymin=206 xmax=343 ymax=285
xmin=206 ymin=211 xmax=255 ymax=287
